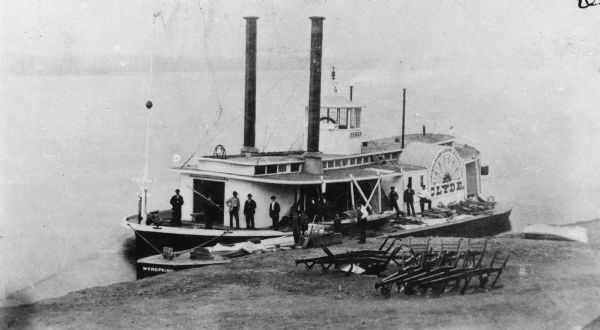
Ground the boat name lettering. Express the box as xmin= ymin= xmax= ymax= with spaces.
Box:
xmin=430 ymin=180 xmax=464 ymax=196
xmin=350 ymin=131 xmax=362 ymax=138
xmin=142 ymin=267 xmax=173 ymax=273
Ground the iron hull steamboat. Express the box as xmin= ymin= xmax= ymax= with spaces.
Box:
xmin=124 ymin=16 xmax=511 ymax=258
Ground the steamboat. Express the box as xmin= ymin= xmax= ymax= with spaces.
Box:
xmin=124 ymin=16 xmax=511 ymax=258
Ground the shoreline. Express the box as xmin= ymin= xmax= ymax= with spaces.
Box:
xmin=3 ymin=219 xmax=600 ymax=329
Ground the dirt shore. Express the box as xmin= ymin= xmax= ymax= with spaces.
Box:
xmin=2 ymin=220 xmax=600 ymax=330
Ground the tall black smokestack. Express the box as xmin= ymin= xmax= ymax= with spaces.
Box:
xmin=303 ymin=16 xmax=325 ymax=175
xmin=241 ymin=16 xmax=259 ymax=154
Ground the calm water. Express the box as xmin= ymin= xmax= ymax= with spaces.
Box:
xmin=1 ymin=65 xmax=600 ymax=306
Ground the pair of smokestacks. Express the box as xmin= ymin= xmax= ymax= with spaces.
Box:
xmin=240 ymin=16 xmax=325 ymax=174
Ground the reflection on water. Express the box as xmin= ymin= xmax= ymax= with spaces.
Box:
xmin=1 ymin=68 xmax=599 ymax=307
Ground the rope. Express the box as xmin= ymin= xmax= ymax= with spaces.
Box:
xmin=255 ymin=58 xmax=310 ymax=167
xmin=361 ymin=130 xmax=407 ymax=175
xmin=186 ymin=185 xmax=225 ymax=212
xmin=147 ymin=11 xmax=159 ymax=101
xmin=127 ymin=223 xmax=162 ymax=255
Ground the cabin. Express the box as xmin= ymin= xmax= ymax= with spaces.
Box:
xmin=175 ymin=130 xmax=483 ymax=228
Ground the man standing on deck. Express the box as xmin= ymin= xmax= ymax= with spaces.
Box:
xmin=418 ymin=184 xmax=433 ymax=215
xmin=269 ymin=196 xmax=281 ymax=230
xmin=244 ymin=194 xmax=257 ymax=229
xmin=306 ymin=198 xmax=319 ymax=222
xmin=403 ymin=184 xmax=416 ymax=217
xmin=356 ymin=200 xmax=368 ymax=244
xmin=389 ymin=186 xmax=402 ymax=218
xmin=204 ymin=195 xmax=218 ymax=229
xmin=226 ymin=191 xmax=240 ymax=229
xmin=170 ymin=189 xmax=184 ymax=227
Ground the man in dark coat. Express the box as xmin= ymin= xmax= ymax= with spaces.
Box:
xmin=170 ymin=189 xmax=184 ymax=226
xmin=403 ymin=184 xmax=416 ymax=217
xmin=269 ymin=195 xmax=281 ymax=230
xmin=204 ymin=195 xmax=218 ymax=229
xmin=389 ymin=186 xmax=402 ymax=218
xmin=290 ymin=207 xmax=302 ymax=246
xmin=306 ymin=198 xmax=318 ymax=222
xmin=243 ymin=194 xmax=257 ymax=229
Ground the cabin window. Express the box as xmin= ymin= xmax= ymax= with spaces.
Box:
xmin=355 ymin=108 xmax=361 ymax=128
xmin=278 ymin=164 xmax=287 ymax=173
xmin=338 ymin=108 xmax=348 ymax=129
xmin=350 ymin=158 xmax=356 ymax=165
xmin=348 ymin=108 xmax=355 ymax=128
xmin=357 ymin=157 xmax=363 ymax=165
xmin=335 ymin=159 xmax=342 ymax=167
xmin=266 ymin=165 xmax=278 ymax=174
xmin=327 ymin=160 xmax=334 ymax=168
xmin=363 ymin=156 xmax=370 ymax=163
xmin=255 ymin=166 xmax=266 ymax=175
xmin=291 ymin=163 xmax=301 ymax=172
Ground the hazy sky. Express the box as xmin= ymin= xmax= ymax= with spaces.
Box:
xmin=1 ymin=0 xmax=598 ymax=71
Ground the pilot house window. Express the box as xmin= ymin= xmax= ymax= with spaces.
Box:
xmin=338 ymin=108 xmax=347 ymax=129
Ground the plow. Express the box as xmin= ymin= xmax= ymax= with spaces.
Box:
xmin=295 ymin=237 xmax=510 ymax=298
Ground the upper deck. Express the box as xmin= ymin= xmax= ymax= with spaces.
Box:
xmin=175 ymin=133 xmax=464 ymax=182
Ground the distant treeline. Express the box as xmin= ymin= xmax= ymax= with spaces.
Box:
xmin=0 ymin=54 xmax=374 ymax=75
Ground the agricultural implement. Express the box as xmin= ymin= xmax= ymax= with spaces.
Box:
xmin=374 ymin=238 xmax=510 ymax=297
xmin=294 ymin=238 xmax=400 ymax=275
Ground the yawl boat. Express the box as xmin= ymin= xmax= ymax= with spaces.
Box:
xmin=124 ymin=16 xmax=511 ymax=258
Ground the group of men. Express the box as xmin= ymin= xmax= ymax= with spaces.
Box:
xmin=169 ymin=189 xmax=281 ymax=230
xmin=224 ymin=192 xmax=281 ymax=230
xmin=389 ymin=183 xmax=432 ymax=218
xmin=168 ymin=181 xmax=433 ymax=238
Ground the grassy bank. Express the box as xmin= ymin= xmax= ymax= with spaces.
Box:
xmin=2 ymin=220 xmax=600 ymax=329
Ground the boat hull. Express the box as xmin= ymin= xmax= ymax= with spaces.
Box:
xmin=388 ymin=206 xmax=512 ymax=239
xmin=124 ymin=217 xmax=291 ymax=258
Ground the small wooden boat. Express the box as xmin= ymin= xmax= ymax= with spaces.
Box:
xmin=136 ymin=250 xmax=231 ymax=279
xmin=313 ymin=210 xmax=396 ymax=232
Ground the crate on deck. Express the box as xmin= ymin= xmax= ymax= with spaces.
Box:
xmin=190 ymin=247 xmax=213 ymax=260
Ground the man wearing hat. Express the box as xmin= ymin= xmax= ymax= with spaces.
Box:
xmin=269 ymin=195 xmax=281 ymax=230
xmin=356 ymin=200 xmax=368 ymax=244
xmin=170 ymin=189 xmax=184 ymax=227
xmin=243 ymin=194 xmax=257 ymax=229
xmin=389 ymin=186 xmax=401 ymax=218
xmin=417 ymin=184 xmax=433 ymax=215
xmin=225 ymin=191 xmax=240 ymax=229
xmin=403 ymin=184 xmax=416 ymax=217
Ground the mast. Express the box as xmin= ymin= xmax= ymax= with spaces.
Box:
xmin=401 ymin=88 xmax=406 ymax=149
